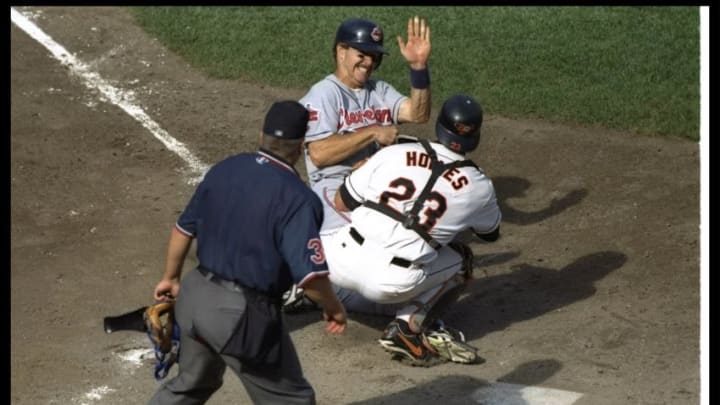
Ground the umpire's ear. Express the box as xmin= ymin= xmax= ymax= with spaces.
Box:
xmin=289 ymin=139 xmax=304 ymax=165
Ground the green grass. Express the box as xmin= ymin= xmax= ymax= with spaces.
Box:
xmin=131 ymin=6 xmax=700 ymax=141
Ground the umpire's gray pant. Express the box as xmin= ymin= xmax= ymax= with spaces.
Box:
xmin=147 ymin=268 xmax=316 ymax=405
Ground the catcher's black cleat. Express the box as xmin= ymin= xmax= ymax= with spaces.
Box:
xmin=378 ymin=319 xmax=445 ymax=367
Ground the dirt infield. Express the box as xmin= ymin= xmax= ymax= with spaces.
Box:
xmin=10 ymin=7 xmax=702 ymax=405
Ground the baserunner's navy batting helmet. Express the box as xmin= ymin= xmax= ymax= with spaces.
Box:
xmin=435 ymin=95 xmax=483 ymax=154
xmin=334 ymin=18 xmax=387 ymax=67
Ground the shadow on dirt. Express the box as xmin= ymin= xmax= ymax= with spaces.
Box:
xmin=284 ymin=300 xmax=390 ymax=333
xmin=448 ymin=250 xmax=627 ymax=340
xmin=473 ymin=250 xmax=522 ymax=273
xmin=346 ymin=359 xmax=563 ymax=405
xmin=497 ymin=358 xmax=563 ymax=385
xmin=285 ymin=250 xmax=626 ymax=344
xmin=493 ymin=176 xmax=588 ymax=225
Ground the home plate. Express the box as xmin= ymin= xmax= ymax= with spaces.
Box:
xmin=471 ymin=382 xmax=583 ymax=405
xmin=117 ymin=347 xmax=154 ymax=369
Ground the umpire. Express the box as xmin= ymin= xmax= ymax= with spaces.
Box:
xmin=148 ymin=100 xmax=347 ymax=405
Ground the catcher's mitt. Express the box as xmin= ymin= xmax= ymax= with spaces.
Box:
xmin=144 ymin=302 xmax=175 ymax=354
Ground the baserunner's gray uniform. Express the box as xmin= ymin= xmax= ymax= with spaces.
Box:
xmin=300 ymin=74 xmax=407 ymax=235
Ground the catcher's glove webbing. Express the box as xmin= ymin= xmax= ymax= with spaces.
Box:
xmin=144 ymin=302 xmax=181 ymax=380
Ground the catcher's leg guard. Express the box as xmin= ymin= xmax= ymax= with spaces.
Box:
xmin=400 ymin=277 xmax=480 ymax=364
xmin=420 ymin=242 xmax=474 ymax=329
xmin=400 ymin=272 xmax=469 ymax=333
xmin=398 ymin=244 xmax=474 ymax=332
xmin=421 ymin=274 xmax=467 ymax=330
xmin=447 ymin=241 xmax=475 ymax=281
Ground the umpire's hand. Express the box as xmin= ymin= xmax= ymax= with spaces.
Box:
xmin=302 ymin=277 xmax=348 ymax=334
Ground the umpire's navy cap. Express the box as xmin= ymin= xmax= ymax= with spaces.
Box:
xmin=263 ymin=100 xmax=309 ymax=140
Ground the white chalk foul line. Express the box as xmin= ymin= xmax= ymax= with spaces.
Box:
xmin=11 ymin=7 xmax=209 ymax=185
xmin=472 ymin=382 xmax=583 ymax=405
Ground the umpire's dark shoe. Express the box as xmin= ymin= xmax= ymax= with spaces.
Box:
xmin=378 ymin=319 xmax=445 ymax=367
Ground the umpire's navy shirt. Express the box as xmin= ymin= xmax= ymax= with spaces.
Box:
xmin=175 ymin=148 xmax=329 ymax=298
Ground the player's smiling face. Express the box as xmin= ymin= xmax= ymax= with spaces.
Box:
xmin=336 ymin=45 xmax=379 ymax=89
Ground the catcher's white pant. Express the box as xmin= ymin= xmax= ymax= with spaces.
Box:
xmin=323 ymin=224 xmax=465 ymax=330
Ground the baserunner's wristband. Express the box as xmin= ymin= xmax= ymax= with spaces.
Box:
xmin=409 ymin=67 xmax=430 ymax=89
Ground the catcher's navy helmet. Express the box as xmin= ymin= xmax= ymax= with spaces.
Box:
xmin=435 ymin=94 xmax=483 ymax=154
xmin=335 ymin=18 xmax=387 ymax=66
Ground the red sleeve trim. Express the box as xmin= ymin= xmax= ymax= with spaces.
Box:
xmin=297 ymin=270 xmax=330 ymax=288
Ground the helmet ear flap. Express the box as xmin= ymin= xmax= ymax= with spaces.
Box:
xmin=373 ymin=53 xmax=383 ymax=69
xmin=435 ymin=121 xmax=480 ymax=153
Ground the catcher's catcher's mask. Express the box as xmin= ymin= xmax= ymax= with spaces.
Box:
xmin=144 ymin=302 xmax=181 ymax=380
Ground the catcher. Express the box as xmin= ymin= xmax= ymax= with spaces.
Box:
xmin=287 ymin=94 xmax=501 ymax=367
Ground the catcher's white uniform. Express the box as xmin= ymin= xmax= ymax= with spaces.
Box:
xmin=324 ymin=140 xmax=501 ymax=329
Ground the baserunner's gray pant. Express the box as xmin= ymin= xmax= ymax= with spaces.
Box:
xmin=148 ymin=268 xmax=315 ymax=405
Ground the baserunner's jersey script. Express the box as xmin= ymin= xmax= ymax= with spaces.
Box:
xmin=300 ymin=74 xmax=407 ymax=185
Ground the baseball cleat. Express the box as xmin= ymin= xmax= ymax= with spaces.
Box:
xmin=425 ymin=320 xmax=480 ymax=364
xmin=378 ymin=319 xmax=446 ymax=367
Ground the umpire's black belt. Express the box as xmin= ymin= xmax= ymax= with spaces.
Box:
xmin=197 ymin=267 xmax=281 ymax=305
xmin=348 ymin=227 xmax=413 ymax=268
xmin=197 ymin=266 xmax=244 ymax=291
